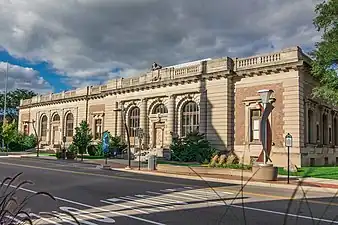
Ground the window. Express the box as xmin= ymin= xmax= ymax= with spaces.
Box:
xmin=153 ymin=104 xmax=168 ymax=114
xmin=23 ymin=124 xmax=29 ymax=135
xmin=65 ymin=113 xmax=74 ymax=137
xmin=316 ymin=124 xmax=320 ymax=142
xmin=129 ymin=107 xmax=140 ymax=137
xmin=325 ymin=157 xmax=329 ymax=165
xmin=334 ymin=117 xmax=338 ymax=146
xmin=94 ymin=119 xmax=103 ymax=140
xmin=329 ymin=127 xmax=332 ymax=144
xmin=323 ymin=114 xmax=328 ymax=145
xmin=308 ymin=110 xmax=313 ymax=143
xmin=310 ymin=158 xmax=315 ymax=166
xmin=40 ymin=115 xmax=48 ymax=137
xmin=250 ymin=109 xmax=261 ymax=142
xmin=181 ymin=101 xmax=199 ymax=136
xmin=53 ymin=114 xmax=60 ymax=122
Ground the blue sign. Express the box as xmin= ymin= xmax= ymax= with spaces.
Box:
xmin=102 ymin=132 xmax=110 ymax=154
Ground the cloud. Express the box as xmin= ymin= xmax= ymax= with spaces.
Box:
xmin=0 ymin=0 xmax=323 ymax=88
xmin=0 ymin=62 xmax=52 ymax=93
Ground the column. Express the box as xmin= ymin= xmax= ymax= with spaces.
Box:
xmin=140 ymin=98 xmax=148 ymax=147
xmin=116 ymin=102 xmax=124 ymax=137
xmin=167 ymin=95 xmax=176 ymax=146
xmin=47 ymin=110 xmax=51 ymax=145
xmin=304 ymin=101 xmax=309 ymax=144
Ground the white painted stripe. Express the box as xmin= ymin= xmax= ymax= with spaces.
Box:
xmin=190 ymin=189 xmax=234 ymax=195
xmin=101 ymin=199 xmax=149 ymax=214
xmin=134 ymin=194 xmax=184 ymax=207
xmin=121 ymin=196 xmax=173 ymax=210
xmin=144 ymin=192 xmax=188 ymax=205
xmin=118 ymin=196 xmax=160 ymax=212
xmin=230 ymin=204 xmax=338 ymax=224
xmin=6 ymin=184 xmax=166 ymax=225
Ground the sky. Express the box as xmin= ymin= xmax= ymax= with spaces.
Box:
xmin=0 ymin=0 xmax=323 ymax=94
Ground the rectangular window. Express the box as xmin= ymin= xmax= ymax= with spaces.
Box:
xmin=23 ymin=124 xmax=29 ymax=135
xmin=310 ymin=158 xmax=315 ymax=166
xmin=329 ymin=127 xmax=332 ymax=144
xmin=94 ymin=119 xmax=102 ymax=140
xmin=325 ymin=157 xmax=329 ymax=165
xmin=250 ymin=109 xmax=261 ymax=142
xmin=316 ymin=124 xmax=319 ymax=142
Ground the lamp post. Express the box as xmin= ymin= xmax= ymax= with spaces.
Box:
xmin=257 ymin=89 xmax=274 ymax=165
xmin=113 ymin=107 xmax=131 ymax=169
xmin=1 ymin=62 xmax=9 ymax=153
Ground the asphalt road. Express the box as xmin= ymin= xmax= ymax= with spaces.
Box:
xmin=0 ymin=157 xmax=337 ymax=225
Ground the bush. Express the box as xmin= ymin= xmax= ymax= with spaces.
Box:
xmin=170 ymin=131 xmax=216 ymax=163
xmin=87 ymin=144 xmax=98 ymax=156
xmin=68 ymin=144 xmax=78 ymax=154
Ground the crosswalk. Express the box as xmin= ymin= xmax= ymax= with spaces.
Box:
xmin=99 ymin=186 xmax=234 ymax=215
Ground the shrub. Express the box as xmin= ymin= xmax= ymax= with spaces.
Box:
xmin=68 ymin=144 xmax=78 ymax=154
xmin=170 ymin=131 xmax=216 ymax=163
xmin=87 ymin=144 xmax=98 ymax=156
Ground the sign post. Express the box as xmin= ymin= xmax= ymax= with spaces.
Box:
xmin=102 ymin=131 xmax=110 ymax=165
xmin=285 ymin=133 xmax=293 ymax=184
xmin=137 ymin=128 xmax=144 ymax=170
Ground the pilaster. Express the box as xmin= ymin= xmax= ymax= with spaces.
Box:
xmin=167 ymin=95 xmax=176 ymax=145
xmin=140 ymin=98 xmax=148 ymax=147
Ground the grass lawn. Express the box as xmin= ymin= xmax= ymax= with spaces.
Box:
xmin=278 ymin=166 xmax=338 ymax=179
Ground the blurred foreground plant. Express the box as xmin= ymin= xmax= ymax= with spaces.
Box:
xmin=0 ymin=172 xmax=79 ymax=225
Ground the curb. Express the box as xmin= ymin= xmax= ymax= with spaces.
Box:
xmin=111 ymin=168 xmax=338 ymax=194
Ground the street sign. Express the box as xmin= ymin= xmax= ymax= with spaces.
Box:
xmin=102 ymin=131 xmax=110 ymax=154
xmin=285 ymin=133 xmax=292 ymax=147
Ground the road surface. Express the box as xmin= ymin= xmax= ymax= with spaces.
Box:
xmin=0 ymin=157 xmax=336 ymax=225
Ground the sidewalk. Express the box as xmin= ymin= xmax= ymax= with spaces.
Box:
xmin=19 ymin=155 xmax=338 ymax=192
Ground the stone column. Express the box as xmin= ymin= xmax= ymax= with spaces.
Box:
xmin=47 ymin=110 xmax=51 ymax=145
xmin=116 ymin=102 xmax=124 ymax=137
xmin=167 ymin=95 xmax=176 ymax=146
xmin=140 ymin=98 xmax=148 ymax=148
xmin=304 ymin=101 xmax=309 ymax=144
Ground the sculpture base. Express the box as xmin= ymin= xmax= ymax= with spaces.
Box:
xmin=252 ymin=163 xmax=278 ymax=181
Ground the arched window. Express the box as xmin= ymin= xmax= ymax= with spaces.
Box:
xmin=153 ymin=104 xmax=168 ymax=114
xmin=129 ymin=107 xmax=140 ymax=137
xmin=65 ymin=113 xmax=74 ymax=137
xmin=308 ymin=110 xmax=313 ymax=143
xmin=40 ymin=115 xmax=48 ymax=137
xmin=181 ymin=101 xmax=199 ymax=136
xmin=323 ymin=114 xmax=328 ymax=145
xmin=53 ymin=114 xmax=60 ymax=122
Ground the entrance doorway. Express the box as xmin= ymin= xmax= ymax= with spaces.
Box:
xmin=154 ymin=122 xmax=165 ymax=148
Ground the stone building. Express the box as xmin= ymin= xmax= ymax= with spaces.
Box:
xmin=18 ymin=46 xmax=338 ymax=167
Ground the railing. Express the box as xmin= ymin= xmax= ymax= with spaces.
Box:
xmin=20 ymin=46 xmax=305 ymax=106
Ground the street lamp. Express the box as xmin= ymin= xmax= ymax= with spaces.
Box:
xmin=0 ymin=62 xmax=9 ymax=153
xmin=257 ymin=89 xmax=274 ymax=165
xmin=113 ymin=107 xmax=131 ymax=169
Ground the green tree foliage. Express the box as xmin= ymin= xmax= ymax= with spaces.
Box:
xmin=0 ymin=89 xmax=37 ymax=120
xmin=87 ymin=134 xmax=126 ymax=157
xmin=170 ymin=130 xmax=216 ymax=163
xmin=72 ymin=120 xmax=93 ymax=160
xmin=311 ymin=0 xmax=338 ymax=105
xmin=1 ymin=120 xmax=36 ymax=152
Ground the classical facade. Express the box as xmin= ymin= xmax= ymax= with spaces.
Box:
xmin=18 ymin=46 xmax=338 ymax=167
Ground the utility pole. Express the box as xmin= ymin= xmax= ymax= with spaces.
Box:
xmin=2 ymin=62 xmax=9 ymax=153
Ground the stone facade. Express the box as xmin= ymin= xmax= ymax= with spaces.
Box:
xmin=18 ymin=46 xmax=338 ymax=167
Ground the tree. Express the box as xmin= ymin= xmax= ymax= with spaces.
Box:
xmin=311 ymin=0 xmax=338 ymax=105
xmin=2 ymin=120 xmax=18 ymax=150
xmin=0 ymin=89 xmax=37 ymax=121
xmin=72 ymin=120 xmax=93 ymax=161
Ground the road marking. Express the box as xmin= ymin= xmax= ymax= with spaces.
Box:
xmin=6 ymin=184 xmax=167 ymax=225
xmin=100 ymin=199 xmax=150 ymax=214
xmin=0 ymin=160 xmax=198 ymax=187
xmin=2 ymin=160 xmax=338 ymax=209
xmin=100 ymin=188 xmax=338 ymax=224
